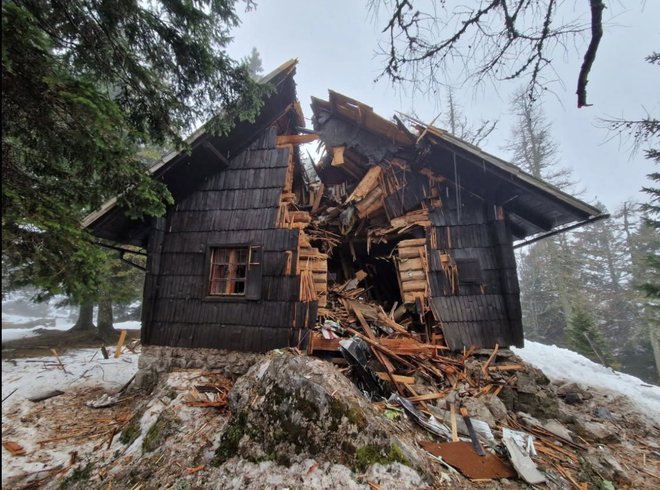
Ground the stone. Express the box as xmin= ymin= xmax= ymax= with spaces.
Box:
xmin=576 ymin=420 xmax=620 ymax=443
xmin=542 ymin=419 xmax=573 ymax=441
xmin=593 ymin=406 xmax=613 ymax=420
xmin=515 ymin=373 xmax=539 ymax=395
xmin=218 ymin=351 xmax=437 ymax=484
xmin=584 ymin=446 xmax=630 ymax=484
xmin=482 ymin=393 xmax=509 ymax=424
xmin=564 ymin=392 xmax=583 ymax=405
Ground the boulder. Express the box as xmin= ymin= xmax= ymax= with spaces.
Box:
xmin=215 ymin=351 xmax=434 ymax=482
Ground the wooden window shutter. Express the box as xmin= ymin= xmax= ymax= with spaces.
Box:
xmin=245 ymin=246 xmax=263 ymax=300
xmin=456 ymin=258 xmax=482 ymax=284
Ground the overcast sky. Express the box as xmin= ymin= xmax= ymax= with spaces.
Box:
xmin=228 ymin=1 xmax=659 ymax=212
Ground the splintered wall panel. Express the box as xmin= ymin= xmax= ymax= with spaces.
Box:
xmin=141 ymin=127 xmax=312 ymax=353
xmin=426 ymin=193 xmax=523 ymax=350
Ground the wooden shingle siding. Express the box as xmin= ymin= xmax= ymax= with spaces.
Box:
xmin=426 ymin=198 xmax=524 ymax=349
xmin=141 ymin=128 xmax=310 ymax=352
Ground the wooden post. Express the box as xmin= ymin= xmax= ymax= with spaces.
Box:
xmin=114 ymin=330 xmax=127 ymax=358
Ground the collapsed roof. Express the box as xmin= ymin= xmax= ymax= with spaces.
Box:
xmin=310 ymin=91 xmax=602 ymax=242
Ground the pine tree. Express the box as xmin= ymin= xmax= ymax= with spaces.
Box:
xmin=566 ymin=307 xmax=610 ymax=365
xmin=507 ymin=89 xmax=581 ymax=345
xmin=2 ymin=1 xmax=266 ymax=301
xmin=242 ymin=47 xmax=264 ymax=79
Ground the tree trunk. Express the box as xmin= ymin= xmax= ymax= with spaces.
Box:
xmin=70 ymin=303 xmax=96 ymax=332
xmin=650 ymin=325 xmax=660 ymax=381
xmin=97 ymin=299 xmax=115 ymax=338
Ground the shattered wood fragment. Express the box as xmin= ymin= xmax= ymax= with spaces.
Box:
xmin=376 ymin=372 xmax=415 ymax=384
xmin=3 ymin=441 xmax=26 ymax=456
xmin=331 ymin=146 xmax=345 ymax=166
xmin=404 ymin=392 xmax=446 ymax=403
xmin=488 ymin=364 xmax=524 ymax=372
xmin=346 ymin=165 xmax=382 ymax=203
xmin=115 ymin=330 xmax=127 ymax=358
xmin=481 ymin=344 xmax=500 ymax=378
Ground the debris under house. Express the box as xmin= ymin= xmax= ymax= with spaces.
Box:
xmin=82 ymin=59 xmax=603 ymax=355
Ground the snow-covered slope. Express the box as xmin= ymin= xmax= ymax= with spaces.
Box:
xmin=513 ymin=340 xmax=660 ymax=420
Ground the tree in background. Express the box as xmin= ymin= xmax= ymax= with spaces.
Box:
xmin=242 ymin=47 xmax=265 ymax=79
xmin=96 ymin=251 xmax=145 ymax=339
xmin=566 ymin=306 xmax=610 ymax=365
xmin=506 ymin=89 xmax=582 ymax=344
xmin=2 ymin=0 xmax=266 ymax=303
xmin=442 ymin=88 xmax=496 ymax=146
xmin=597 ymin=52 xmax=659 ymax=380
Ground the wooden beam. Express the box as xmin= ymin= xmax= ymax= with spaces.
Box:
xmin=276 ymin=133 xmax=320 ymax=145
xmin=200 ymin=140 xmax=229 ymax=167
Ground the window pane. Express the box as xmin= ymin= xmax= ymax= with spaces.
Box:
xmin=237 ymin=249 xmax=248 ymax=264
xmin=210 ymin=280 xmax=226 ymax=295
xmin=208 ymin=246 xmax=250 ymax=296
xmin=211 ymin=248 xmax=226 ymax=264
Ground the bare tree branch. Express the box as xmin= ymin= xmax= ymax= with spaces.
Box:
xmin=577 ymin=0 xmax=605 ymax=108
xmin=373 ymin=0 xmax=603 ymax=107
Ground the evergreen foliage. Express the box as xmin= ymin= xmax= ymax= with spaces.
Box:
xmin=2 ymin=0 xmax=266 ymax=301
xmin=242 ymin=47 xmax=265 ymax=79
xmin=566 ymin=307 xmax=609 ymax=365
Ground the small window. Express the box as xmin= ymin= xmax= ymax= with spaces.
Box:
xmin=209 ymin=247 xmax=249 ymax=295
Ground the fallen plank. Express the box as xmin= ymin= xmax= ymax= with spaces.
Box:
xmin=488 ymin=364 xmax=525 ymax=372
xmin=376 ymin=372 xmax=416 ymax=384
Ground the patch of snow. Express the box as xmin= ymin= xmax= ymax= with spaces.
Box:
xmin=1 ymin=313 xmax=42 ymax=325
xmin=1 ymin=349 xmax=140 ymax=486
xmin=2 ymin=348 xmax=139 ymax=402
xmin=115 ymin=320 xmax=141 ymax=331
xmin=1 ymin=318 xmax=140 ymax=343
xmin=513 ymin=341 xmax=660 ymax=420
xmin=1 ymin=328 xmax=40 ymax=342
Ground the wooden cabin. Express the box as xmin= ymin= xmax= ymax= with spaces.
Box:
xmin=83 ymin=60 xmax=603 ymax=353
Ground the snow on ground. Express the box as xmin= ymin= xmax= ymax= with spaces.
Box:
xmin=513 ymin=340 xmax=660 ymax=420
xmin=2 ymin=347 xmax=139 ymax=404
xmin=1 ymin=348 xmax=140 ymax=486
xmin=1 ymin=320 xmax=141 ymax=343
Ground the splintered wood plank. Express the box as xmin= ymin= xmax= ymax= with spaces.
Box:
xmin=376 ymin=372 xmax=415 ymax=384
xmin=346 ymin=165 xmax=382 ymax=203
xmin=276 ymin=133 xmax=319 ymax=145
xmin=331 ymin=146 xmax=346 ymax=166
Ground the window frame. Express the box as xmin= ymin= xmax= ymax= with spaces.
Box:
xmin=203 ymin=243 xmax=262 ymax=301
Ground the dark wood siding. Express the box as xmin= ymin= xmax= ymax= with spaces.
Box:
xmin=427 ymin=188 xmax=524 ymax=349
xmin=141 ymin=126 xmax=306 ymax=352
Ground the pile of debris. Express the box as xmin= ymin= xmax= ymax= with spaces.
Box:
xmin=290 ymin=284 xmax=660 ymax=488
